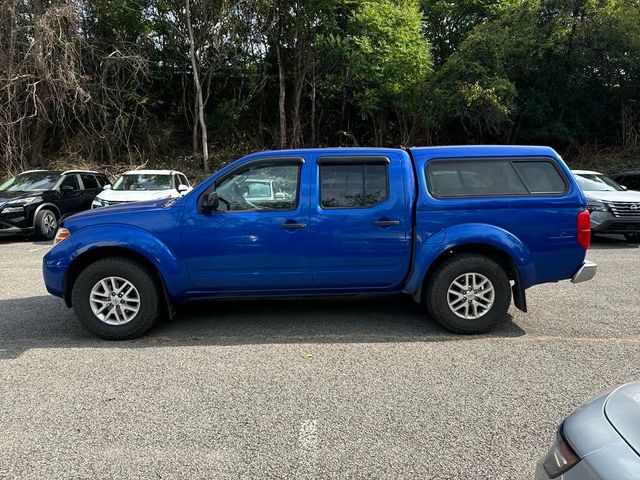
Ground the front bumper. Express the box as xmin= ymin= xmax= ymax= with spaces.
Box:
xmin=590 ymin=211 xmax=640 ymax=234
xmin=571 ymin=260 xmax=597 ymax=283
xmin=0 ymin=219 xmax=34 ymax=237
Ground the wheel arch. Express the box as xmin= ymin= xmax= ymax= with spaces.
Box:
xmin=33 ymin=203 xmax=62 ymax=223
xmin=417 ymin=243 xmax=527 ymax=312
xmin=63 ymin=246 xmax=173 ymax=318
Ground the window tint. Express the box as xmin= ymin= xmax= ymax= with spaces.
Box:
xmin=80 ymin=174 xmax=99 ymax=189
xmin=513 ymin=161 xmax=566 ymax=194
xmin=320 ymin=162 xmax=388 ymax=209
xmin=179 ymin=174 xmax=189 ymax=186
xmin=428 ymin=160 xmax=527 ymax=197
xmin=215 ymin=162 xmax=300 ymax=211
xmin=59 ymin=175 xmax=79 ymax=191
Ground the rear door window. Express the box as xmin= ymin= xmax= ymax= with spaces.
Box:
xmin=80 ymin=174 xmax=99 ymax=190
xmin=319 ymin=161 xmax=388 ymax=209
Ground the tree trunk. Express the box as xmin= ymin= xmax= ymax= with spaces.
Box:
xmin=185 ymin=0 xmax=209 ymax=172
xmin=310 ymin=64 xmax=316 ymax=147
xmin=276 ymin=43 xmax=287 ymax=149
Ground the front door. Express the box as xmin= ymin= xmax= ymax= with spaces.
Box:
xmin=182 ymin=158 xmax=312 ymax=292
xmin=310 ymin=154 xmax=411 ymax=289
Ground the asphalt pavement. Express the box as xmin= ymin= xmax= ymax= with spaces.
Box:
xmin=0 ymin=235 xmax=638 ymax=479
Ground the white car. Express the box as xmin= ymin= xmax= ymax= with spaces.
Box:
xmin=92 ymin=170 xmax=192 ymax=208
xmin=572 ymin=169 xmax=640 ymax=242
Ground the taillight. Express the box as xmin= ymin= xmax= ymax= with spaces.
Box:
xmin=577 ymin=210 xmax=591 ymax=249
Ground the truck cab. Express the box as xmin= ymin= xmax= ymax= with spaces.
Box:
xmin=43 ymin=146 xmax=595 ymax=339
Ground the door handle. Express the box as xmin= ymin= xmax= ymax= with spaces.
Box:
xmin=280 ymin=222 xmax=306 ymax=229
xmin=373 ymin=219 xmax=400 ymax=226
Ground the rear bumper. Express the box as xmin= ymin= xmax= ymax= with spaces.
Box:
xmin=571 ymin=260 xmax=597 ymax=283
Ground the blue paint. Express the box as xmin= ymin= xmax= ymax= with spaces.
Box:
xmin=43 ymin=146 xmax=588 ymax=309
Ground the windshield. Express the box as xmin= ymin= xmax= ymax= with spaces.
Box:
xmin=574 ymin=173 xmax=624 ymax=192
xmin=0 ymin=172 xmax=59 ymax=192
xmin=113 ymin=174 xmax=172 ymax=191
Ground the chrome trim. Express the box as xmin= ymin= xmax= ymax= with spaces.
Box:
xmin=571 ymin=260 xmax=597 ymax=283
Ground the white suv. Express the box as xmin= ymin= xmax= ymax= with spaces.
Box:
xmin=92 ymin=170 xmax=192 ymax=208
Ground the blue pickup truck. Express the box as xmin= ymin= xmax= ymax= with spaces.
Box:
xmin=43 ymin=146 xmax=596 ymax=339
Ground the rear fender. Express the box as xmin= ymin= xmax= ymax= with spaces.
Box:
xmin=404 ymin=223 xmax=534 ymax=307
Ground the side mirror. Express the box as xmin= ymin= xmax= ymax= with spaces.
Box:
xmin=274 ymin=192 xmax=286 ymax=200
xmin=60 ymin=185 xmax=74 ymax=192
xmin=103 ymin=184 xmax=112 ymax=190
xmin=177 ymin=184 xmax=189 ymax=194
xmin=200 ymin=191 xmax=219 ymax=213
xmin=621 ymin=185 xmax=628 ymax=191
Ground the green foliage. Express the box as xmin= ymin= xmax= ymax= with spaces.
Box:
xmin=2 ymin=0 xmax=640 ymax=172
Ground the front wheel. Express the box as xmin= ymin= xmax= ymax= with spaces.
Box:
xmin=426 ymin=254 xmax=511 ymax=334
xmin=72 ymin=258 xmax=161 ymax=339
xmin=34 ymin=209 xmax=58 ymax=240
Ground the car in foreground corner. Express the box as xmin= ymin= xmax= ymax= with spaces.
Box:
xmin=0 ymin=170 xmax=109 ymax=239
xmin=572 ymin=170 xmax=640 ymax=242
xmin=536 ymin=381 xmax=640 ymax=479
xmin=92 ymin=170 xmax=192 ymax=208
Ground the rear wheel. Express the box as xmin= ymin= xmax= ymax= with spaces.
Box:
xmin=72 ymin=258 xmax=160 ymax=339
xmin=34 ymin=209 xmax=58 ymax=240
xmin=426 ymin=254 xmax=511 ymax=334
xmin=625 ymin=233 xmax=640 ymax=243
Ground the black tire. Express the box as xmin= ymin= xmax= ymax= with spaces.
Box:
xmin=625 ymin=233 xmax=640 ymax=243
xmin=71 ymin=257 xmax=161 ymax=340
xmin=34 ymin=209 xmax=58 ymax=240
xmin=425 ymin=254 xmax=511 ymax=334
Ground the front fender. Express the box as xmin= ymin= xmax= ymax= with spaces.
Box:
xmin=43 ymin=224 xmax=188 ymax=299
xmin=404 ymin=223 xmax=534 ymax=295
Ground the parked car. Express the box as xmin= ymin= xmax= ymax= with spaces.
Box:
xmin=0 ymin=169 xmax=109 ymax=240
xmin=44 ymin=146 xmax=596 ymax=339
xmin=572 ymin=170 xmax=640 ymax=242
xmin=610 ymin=171 xmax=640 ymax=191
xmin=91 ymin=169 xmax=192 ymax=208
xmin=536 ymin=381 xmax=640 ymax=479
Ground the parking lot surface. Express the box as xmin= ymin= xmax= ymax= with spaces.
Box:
xmin=0 ymin=236 xmax=639 ymax=479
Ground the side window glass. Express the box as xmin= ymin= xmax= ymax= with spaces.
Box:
xmin=215 ymin=162 xmax=300 ymax=211
xmin=320 ymin=162 xmax=388 ymax=209
xmin=59 ymin=175 xmax=79 ymax=191
xmin=513 ymin=161 xmax=566 ymax=194
xmin=428 ymin=160 xmax=528 ymax=197
xmin=80 ymin=174 xmax=99 ymax=190
xmin=180 ymin=174 xmax=189 ymax=186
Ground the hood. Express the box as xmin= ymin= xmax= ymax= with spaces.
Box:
xmin=96 ymin=188 xmax=176 ymax=203
xmin=63 ymin=199 xmax=168 ymax=225
xmin=585 ymin=190 xmax=640 ymax=203
xmin=604 ymin=381 xmax=640 ymax=454
xmin=0 ymin=190 xmax=41 ymax=206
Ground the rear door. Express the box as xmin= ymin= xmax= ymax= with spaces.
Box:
xmin=310 ymin=152 xmax=411 ymax=289
xmin=79 ymin=174 xmax=102 ymax=210
xmin=55 ymin=174 xmax=84 ymax=214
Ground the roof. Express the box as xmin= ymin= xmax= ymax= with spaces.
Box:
xmin=611 ymin=171 xmax=640 ymax=176
xmin=572 ymin=169 xmax=603 ymax=175
xmin=121 ymin=169 xmax=182 ymax=176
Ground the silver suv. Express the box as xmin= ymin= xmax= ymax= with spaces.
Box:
xmin=572 ymin=170 xmax=640 ymax=242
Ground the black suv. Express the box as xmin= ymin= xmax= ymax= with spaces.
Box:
xmin=611 ymin=171 xmax=640 ymax=191
xmin=0 ymin=170 xmax=110 ymax=239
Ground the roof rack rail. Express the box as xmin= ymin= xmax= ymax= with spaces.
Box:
xmin=62 ymin=169 xmax=100 ymax=175
xmin=20 ymin=169 xmax=47 ymax=174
